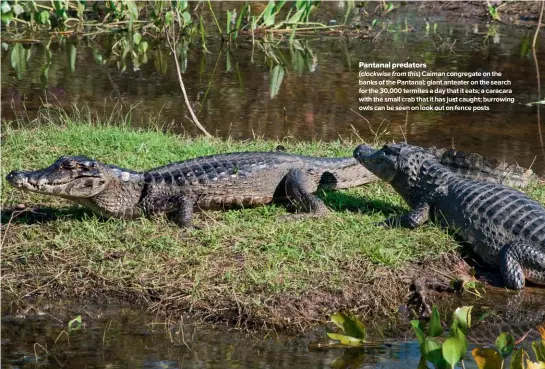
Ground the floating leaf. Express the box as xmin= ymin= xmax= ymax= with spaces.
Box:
xmin=496 ymin=332 xmax=515 ymax=358
xmin=428 ymin=306 xmax=443 ymax=337
xmin=326 ymin=333 xmax=364 ymax=346
xmin=472 ymin=348 xmax=502 ymax=369
xmin=442 ymin=337 xmax=465 ymax=368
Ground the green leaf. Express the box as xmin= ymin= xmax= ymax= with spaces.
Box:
xmin=411 ymin=320 xmax=426 ymax=345
xmin=133 ymin=32 xmax=142 ymax=45
xmin=286 ymin=8 xmax=304 ymax=24
xmin=1 ymin=1 xmax=11 ymax=14
xmin=10 ymin=43 xmax=26 ymax=79
xmin=1 ymin=11 xmax=13 ymax=24
xmin=1 ymin=42 xmax=8 ymax=51
xmin=428 ymin=306 xmax=443 ymax=337
xmin=495 ymin=332 xmax=515 ymax=359
xmin=450 ymin=326 xmax=468 ymax=355
xmin=139 ymin=41 xmax=148 ymax=53
xmin=126 ymin=1 xmax=138 ymax=19
xmin=532 ymin=339 xmax=545 ymax=364
xmin=68 ymin=315 xmax=82 ymax=331
xmin=326 ymin=333 xmax=364 ymax=346
xmin=68 ymin=44 xmax=77 ymax=73
xmin=442 ymin=337 xmax=465 ymax=368
xmin=422 ymin=337 xmax=445 ymax=366
xmin=35 ymin=10 xmax=50 ymax=25
xmin=164 ymin=11 xmax=173 ymax=26
xmin=181 ymin=11 xmax=191 ymax=25
xmin=269 ymin=64 xmax=284 ymax=99
xmin=12 ymin=4 xmax=24 ymax=16
xmin=453 ymin=306 xmax=472 ymax=334
xmin=92 ymin=48 xmax=103 ymax=65
xmin=511 ymin=348 xmax=527 ymax=369
xmin=330 ymin=312 xmax=366 ymax=340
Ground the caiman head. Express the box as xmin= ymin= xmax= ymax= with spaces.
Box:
xmin=6 ymin=156 xmax=145 ymax=219
xmin=6 ymin=156 xmax=112 ymax=198
xmin=353 ymin=143 xmax=445 ymax=196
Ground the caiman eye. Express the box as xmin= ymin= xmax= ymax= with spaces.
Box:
xmin=62 ymin=160 xmax=77 ymax=169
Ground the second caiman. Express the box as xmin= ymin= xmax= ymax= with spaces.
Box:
xmin=354 ymin=143 xmax=545 ymax=290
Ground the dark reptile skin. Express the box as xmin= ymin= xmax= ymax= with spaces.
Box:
xmin=355 ymin=144 xmax=545 ymax=289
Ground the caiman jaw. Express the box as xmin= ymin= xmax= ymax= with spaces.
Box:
xmin=7 ymin=170 xmax=75 ymax=193
xmin=5 ymin=156 xmax=109 ymax=198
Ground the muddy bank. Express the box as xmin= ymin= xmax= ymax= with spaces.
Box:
xmin=1 ymin=240 xmax=467 ymax=332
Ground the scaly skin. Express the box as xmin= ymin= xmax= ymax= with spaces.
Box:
xmin=6 ymin=152 xmax=377 ymax=228
xmin=354 ymin=143 xmax=545 ymax=290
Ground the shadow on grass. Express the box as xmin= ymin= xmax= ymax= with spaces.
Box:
xmin=2 ymin=190 xmax=405 ymax=226
xmin=1 ymin=205 xmax=97 ymax=225
xmin=321 ymin=191 xmax=406 ymax=216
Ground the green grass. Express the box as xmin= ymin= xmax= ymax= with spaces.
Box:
xmin=4 ymin=107 xmax=533 ymax=330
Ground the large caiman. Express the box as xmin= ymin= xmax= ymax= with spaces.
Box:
xmin=6 ymin=152 xmax=377 ymax=228
xmin=353 ymin=143 xmax=545 ymax=290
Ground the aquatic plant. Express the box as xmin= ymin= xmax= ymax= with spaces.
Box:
xmin=323 ymin=306 xmax=545 ymax=369
xmin=1 ymin=1 xmax=196 ymax=36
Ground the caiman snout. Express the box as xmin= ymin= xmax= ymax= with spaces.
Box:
xmin=6 ymin=170 xmax=26 ymax=185
xmin=353 ymin=145 xmax=377 ymax=161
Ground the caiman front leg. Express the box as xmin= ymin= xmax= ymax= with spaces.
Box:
xmin=500 ymin=241 xmax=545 ymax=289
xmin=284 ymin=168 xmax=330 ymax=217
xmin=380 ymin=202 xmax=430 ymax=229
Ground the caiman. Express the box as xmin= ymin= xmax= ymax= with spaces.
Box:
xmin=6 ymin=152 xmax=377 ymax=228
xmin=6 ymin=148 xmax=536 ymax=229
xmin=354 ymin=143 xmax=545 ymax=290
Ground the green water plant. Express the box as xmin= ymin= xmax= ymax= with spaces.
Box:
xmin=323 ymin=307 xmax=545 ymax=369
xmin=411 ymin=306 xmax=470 ymax=369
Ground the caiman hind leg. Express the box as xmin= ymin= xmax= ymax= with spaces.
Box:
xmin=500 ymin=241 xmax=545 ymax=289
xmin=283 ymin=168 xmax=330 ymax=218
xmin=171 ymin=195 xmax=200 ymax=229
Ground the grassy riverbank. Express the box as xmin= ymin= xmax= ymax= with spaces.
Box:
xmin=2 ymin=111 xmax=544 ymax=331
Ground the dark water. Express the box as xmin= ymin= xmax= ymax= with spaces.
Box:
xmin=2 ymin=2 xmax=544 ymax=171
xmin=1 ymin=299 xmax=425 ymax=369
xmin=2 ymin=288 xmax=545 ymax=369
